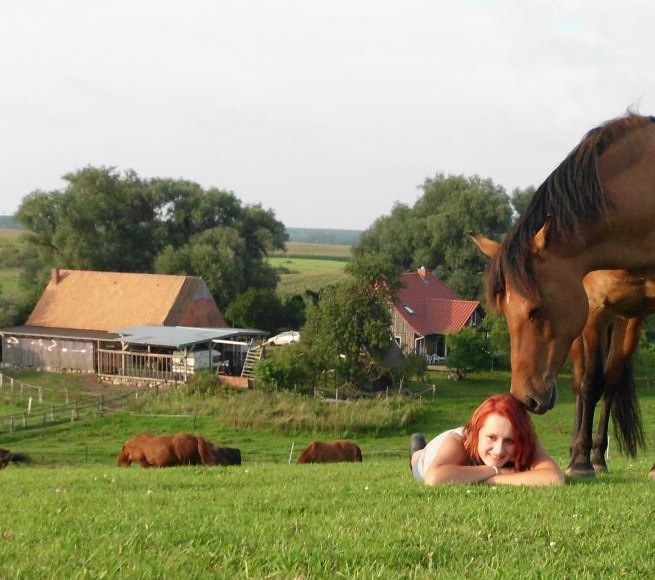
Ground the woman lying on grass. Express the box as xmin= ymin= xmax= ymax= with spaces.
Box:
xmin=409 ymin=394 xmax=564 ymax=486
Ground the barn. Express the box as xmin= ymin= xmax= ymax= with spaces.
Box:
xmin=391 ymin=267 xmax=483 ymax=364
xmin=0 ymin=269 xmax=267 ymax=384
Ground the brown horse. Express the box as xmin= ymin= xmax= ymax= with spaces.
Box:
xmin=472 ymin=113 xmax=655 ymax=413
xmin=0 ymin=448 xmax=31 ymax=469
xmin=297 ymin=440 xmax=363 ymax=464
xmin=117 ymin=433 xmax=227 ymax=467
xmin=567 ymin=270 xmax=655 ymax=477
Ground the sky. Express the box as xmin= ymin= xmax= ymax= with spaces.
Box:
xmin=2 ymin=1 xmax=655 ymax=230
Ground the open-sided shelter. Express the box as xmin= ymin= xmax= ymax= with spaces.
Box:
xmin=0 ymin=269 xmax=265 ymax=383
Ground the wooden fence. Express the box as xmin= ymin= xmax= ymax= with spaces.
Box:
xmin=0 ymin=373 xmax=169 ymax=434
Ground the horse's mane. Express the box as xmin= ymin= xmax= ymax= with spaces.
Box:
xmin=485 ymin=113 xmax=655 ymax=309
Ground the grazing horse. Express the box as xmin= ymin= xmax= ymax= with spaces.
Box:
xmin=472 ymin=113 xmax=655 ymax=413
xmin=297 ymin=440 xmax=363 ymax=464
xmin=568 ymin=270 xmax=655 ymax=477
xmin=117 ymin=433 xmax=222 ymax=468
xmin=213 ymin=447 xmax=242 ymax=466
xmin=0 ymin=448 xmax=30 ymax=469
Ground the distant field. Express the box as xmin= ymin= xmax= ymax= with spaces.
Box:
xmin=270 ymin=242 xmax=351 ymax=297
xmin=0 ymin=227 xmax=24 ymax=239
xmin=0 ymin=268 xmax=21 ymax=297
xmin=270 ymin=256 xmax=348 ymax=297
xmin=273 ymin=241 xmax=352 ymax=259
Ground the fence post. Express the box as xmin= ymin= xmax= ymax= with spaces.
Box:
xmin=50 ymin=407 xmax=55 ymax=421
xmin=22 ymin=413 xmax=27 ymax=428
xmin=38 ymin=387 xmax=43 ymax=403
xmin=28 ymin=397 xmax=33 ymax=414
xmin=65 ymin=389 xmax=69 ymax=405
xmin=9 ymin=417 xmax=13 ymax=433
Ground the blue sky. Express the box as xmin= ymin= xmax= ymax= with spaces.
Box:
xmin=2 ymin=1 xmax=654 ymax=229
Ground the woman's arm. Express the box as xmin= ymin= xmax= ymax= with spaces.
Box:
xmin=485 ymin=444 xmax=565 ymax=486
xmin=423 ymin=434 xmax=500 ymax=485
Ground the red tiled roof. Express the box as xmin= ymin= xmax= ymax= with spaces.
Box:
xmin=394 ymin=270 xmax=480 ymax=336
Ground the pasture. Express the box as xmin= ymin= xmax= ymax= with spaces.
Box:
xmin=2 ymin=371 xmax=655 ymax=577
xmin=269 ymin=241 xmax=351 ymax=297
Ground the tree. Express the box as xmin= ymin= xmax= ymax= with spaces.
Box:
xmin=510 ymin=186 xmax=536 ymax=221
xmin=301 ymin=278 xmax=392 ymax=387
xmin=353 ymin=174 xmax=513 ymax=300
xmin=445 ymin=327 xmax=493 ymax=379
xmin=15 ymin=166 xmax=287 ymax=313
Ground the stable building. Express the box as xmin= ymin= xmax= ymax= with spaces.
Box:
xmin=0 ymin=269 xmax=266 ymax=384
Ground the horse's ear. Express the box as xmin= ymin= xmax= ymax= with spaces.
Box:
xmin=531 ymin=216 xmax=552 ymax=257
xmin=469 ymin=232 xmax=500 ymax=258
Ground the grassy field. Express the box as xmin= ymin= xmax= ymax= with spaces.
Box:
xmin=269 ymin=241 xmax=351 ymax=297
xmin=1 ymin=370 xmax=655 ymax=577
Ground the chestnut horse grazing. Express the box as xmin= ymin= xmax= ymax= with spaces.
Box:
xmin=0 ymin=448 xmax=31 ymax=469
xmin=472 ymin=113 xmax=655 ymax=413
xmin=117 ymin=433 xmax=223 ymax=467
xmin=568 ymin=269 xmax=654 ymax=477
xmin=297 ymin=440 xmax=363 ymax=464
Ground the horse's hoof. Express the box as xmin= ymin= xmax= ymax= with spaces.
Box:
xmin=592 ymin=464 xmax=608 ymax=473
xmin=647 ymin=470 xmax=655 ymax=480
xmin=565 ymin=465 xmax=596 ymax=478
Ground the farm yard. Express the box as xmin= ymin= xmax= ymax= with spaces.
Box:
xmin=2 ymin=369 xmax=655 ymax=577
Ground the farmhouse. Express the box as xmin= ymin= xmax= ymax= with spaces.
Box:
xmin=391 ymin=267 xmax=482 ymax=364
xmin=0 ymin=269 xmax=267 ymax=384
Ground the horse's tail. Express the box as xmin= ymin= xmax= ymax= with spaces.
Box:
xmin=611 ymin=355 xmax=646 ymax=457
xmin=197 ymin=436 xmax=218 ymax=466
xmin=354 ymin=444 xmax=363 ymax=462
xmin=117 ymin=445 xmax=131 ymax=467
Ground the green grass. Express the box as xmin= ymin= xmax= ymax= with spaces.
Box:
xmin=268 ymin=240 xmax=351 ymax=297
xmin=273 ymin=241 xmax=352 ymax=259
xmin=269 ymin=255 xmax=349 ymax=297
xmin=0 ymin=267 xmax=21 ymax=297
xmin=1 ymin=370 xmax=655 ymax=576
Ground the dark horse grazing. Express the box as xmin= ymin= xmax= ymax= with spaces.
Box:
xmin=472 ymin=113 xmax=655 ymax=414
xmin=0 ymin=448 xmax=30 ymax=469
xmin=117 ymin=433 xmax=239 ymax=468
xmin=297 ymin=440 xmax=363 ymax=464
xmin=567 ymin=269 xmax=655 ymax=478
xmin=213 ymin=447 xmax=242 ymax=466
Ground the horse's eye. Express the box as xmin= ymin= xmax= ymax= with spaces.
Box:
xmin=528 ymin=307 xmax=542 ymax=320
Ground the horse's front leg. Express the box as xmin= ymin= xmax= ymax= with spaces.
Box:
xmin=567 ymin=337 xmax=600 ymax=477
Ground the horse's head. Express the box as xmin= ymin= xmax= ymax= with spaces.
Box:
xmin=472 ymin=229 xmax=589 ymax=414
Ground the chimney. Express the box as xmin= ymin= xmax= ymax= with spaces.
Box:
xmin=418 ymin=266 xmax=426 ymax=280
xmin=51 ymin=268 xmax=61 ymax=285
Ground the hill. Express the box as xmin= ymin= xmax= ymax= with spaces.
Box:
xmin=286 ymin=227 xmax=361 ymax=246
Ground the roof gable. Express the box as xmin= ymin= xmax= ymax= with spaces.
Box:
xmin=27 ymin=269 xmax=226 ymax=332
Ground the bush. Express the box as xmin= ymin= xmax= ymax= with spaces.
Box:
xmin=254 ymin=344 xmax=315 ymax=391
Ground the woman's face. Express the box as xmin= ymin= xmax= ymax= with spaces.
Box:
xmin=477 ymin=413 xmax=516 ymax=467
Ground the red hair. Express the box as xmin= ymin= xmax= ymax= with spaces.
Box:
xmin=462 ymin=394 xmax=537 ymax=470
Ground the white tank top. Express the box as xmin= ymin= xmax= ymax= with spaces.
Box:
xmin=414 ymin=427 xmax=465 ymax=481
